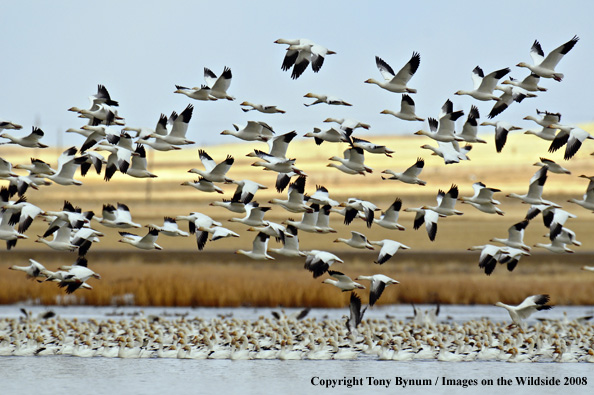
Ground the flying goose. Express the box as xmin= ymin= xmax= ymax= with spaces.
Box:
xmin=9 ymin=259 xmax=51 ymax=280
xmin=502 ymin=73 xmax=547 ymax=92
xmin=269 ymin=175 xmax=311 ymax=213
xmin=480 ymin=121 xmax=522 ymax=153
xmin=268 ymin=226 xmax=305 ymax=258
xmin=0 ymin=119 xmax=23 ymax=131
xmin=506 ymin=166 xmax=560 ymax=207
xmin=517 ymin=36 xmax=579 ymax=81
xmin=548 ymin=124 xmax=593 ymax=160
xmin=422 ymin=184 xmax=463 ymax=216
xmin=303 ymin=93 xmax=351 ymax=107
xmin=118 ymin=228 xmax=162 ymax=250
xmin=345 ymin=292 xmax=367 ymax=334
xmin=221 ymin=121 xmax=274 ymax=142
xmin=365 ymin=52 xmax=420 ymax=93
xmin=328 ymin=147 xmax=372 ymax=175
xmin=490 ymin=220 xmax=531 ymax=251
xmin=235 ymin=232 xmax=274 ymax=260
xmin=149 ymin=104 xmax=195 ymax=145
xmin=202 ymin=67 xmax=234 ymax=100
xmin=403 ymin=207 xmax=439 ymax=242
xmin=496 ymin=294 xmax=552 ymax=325
xmin=351 ymin=137 xmax=394 ymax=157
xmin=380 ymin=94 xmax=424 ymax=121
xmin=229 ymin=202 xmax=271 ymax=227
xmin=304 ymin=250 xmax=343 ymax=278
xmin=174 ymin=84 xmax=216 ymax=101
xmin=334 ymin=230 xmax=374 ymax=250
xmin=355 ymin=274 xmax=399 ymax=306
xmin=275 ymin=38 xmax=336 ymax=79
xmin=488 ymin=85 xmax=536 ymax=119
xmin=0 ymin=126 xmax=48 ymax=148
xmin=455 ymin=66 xmax=510 ymax=101
xmin=126 ymin=145 xmax=157 ymax=179
xmin=322 ymin=271 xmax=365 ymax=292
xmin=146 ymin=217 xmax=189 ymax=237
xmin=370 ymin=199 xmax=405 ymax=230
xmin=303 ymin=126 xmax=350 ymax=145
xmin=381 ymin=158 xmax=426 ymax=185
xmin=457 ymin=106 xmax=486 ymax=143
xmin=95 ymin=203 xmax=142 ymax=228
xmin=524 ymin=109 xmax=561 ymax=127
xmin=240 ymin=101 xmax=285 ymax=114
xmin=370 ymin=239 xmax=410 ymax=264
xmin=181 ymin=178 xmax=224 ymax=194
xmin=567 ymin=175 xmax=594 ymax=211
xmin=415 ymin=117 xmax=463 ymax=143
xmin=188 ymin=150 xmax=234 ymax=183
xmin=340 ymin=198 xmax=378 ymax=228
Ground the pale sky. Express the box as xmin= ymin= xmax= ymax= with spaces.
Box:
xmin=1 ymin=1 xmax=593 ymax=148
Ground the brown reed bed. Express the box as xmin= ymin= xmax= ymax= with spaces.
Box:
xmin=2 ymin=251 xmax=593 ymax=307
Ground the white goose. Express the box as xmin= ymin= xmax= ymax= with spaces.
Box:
xmin=328 ymin=147 xmax=372 ymax=175
xmin=240 ymin=101 xmax=285 ymax=114
xmin=533 ymin=157 xmax=570 ymax=175
xmin=480 ymin=121 xmax=522 ymax=153
xmin=517 ymin=36 xmax=579 ymax=81
xmin=380 ymin=94 xmax=424 ymax=121
xmin=304 ymin=250 xmax=343 ymax=278
xmin=534 ymin=238 xmax=574 ymax=254
xmin=457 ymin=106 xmax=486 ymax=143
xmin=146 ymin=217 xmax=189 ymax=237
xmin=221 ymin=121 xmax=274 ymax=142
xmin=96 ymin=203 xmax=142 ymax=228
xmin=370 ymin=239 xmax=410 ymax=265
xmin=355 ymin=274 xmax=399 ymax=306
xmin=269 ymin=175 xmax=311 ymax=213
xmin=181 ymin=178 xmax=224 ymax=194
xmin=374 ymin=198 xmax=406 ymax=230
xmin=35 ymin=223 xmax=77 ymax=252
xmin=496 ymin=294 xmax=552 ymax=325
xmin=422 ymin=184 xmax=463 ymax=216
xmin=322 ymin=271 xmax=365 ymax=292
xmin=0 ymin=119 xmax=23 ymax=131
xmin=365 ymin=52 xmax=420 ymax=93
xmin=421 ymin=141 xmax=472 ymax=165
xmin=506 ymin=166 xmax=560 ymax=207
xmin=334 ymin=231 xmax=374 ymax=250
xmin=381 ymin=158 xmax=426 ymax=186
xmin=415 ymin=117 xmax=463 ymax=143
xmin=502 ymin=73 xmax=547 ymax=92
xmin=203 ymin=67 xmax=234 ymax=100
xmin=275 ymin=38 xmax=336 ymax=79
xmin=490 ymin=220 xmax=531 ymax=251
xmin=567 ymin=175 xmax=594 ymax=211
xmin=229 ymin=202 xmax=271 ymax=227
xmin=268 ymin=226 xmax=305 ymax=258
xmin=174 ymin=84 xmax=215 ymax=101
xmin=188 ymin=150 xmax=234 ymax=183
xmin=488 ymin=85 xmax=536 ymax=119
xmin=303 ymin=127 xmax=349 ymax=145
xmin=303 ymin=93 xmax=352 ymax=107
xmin=404 ymin=207 xmax=439 ymax=241
xmin=149 ymin=104 xmax=195 ymax=145
xmin=9 ymin=259 xmax=51 ymax=280
xmin=235 ymin=232 xmax=274 ymax=260
xmin=467 ymin=244 xmax=505 ymax=275
xmin=47 ymin=147 xmax=85 ymax=186
xmin=0 ymin=126 xmax=48 ymax=148
xmin=126 ymin=145 xmax=157 ymax=179
xmin=455 ymin=66 xmax=510 ymax=101
xmin=118 ymin=228 xmax=162 ymax=250
xmin=548 ymin=124 xmax=593 ymax=160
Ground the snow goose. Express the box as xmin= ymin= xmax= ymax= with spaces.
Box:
xmin=334 ymin=231 xmax=374 ymax=250
xmin=308 ymin=185 xmax=339 ymax=207
xmin=70 ymin=227 xmax=103 ymax=256
xmin=488 ymin=85 xmax=536 ymax=119
xmin=548 ymin=124 xmax=593 ymax=160
xmin=206 ymin=226 xmax=240 ymax=243
xmin=146 ymin=217 xmax=189 ymax=237
xmin=229 ymin=179 xmax=267 ymax=204
xmin=247 ymin=221 xmax=285 ymax=241
xmin=235 ymin=232 xmax=274 ymax=260
xmin=421 ymin=141 xmax=472 ymax=165
xmin=455 ymin=66 xmax=510 ymax=101
xmin=502 ymin=73 xmax=548 ymax=92
xmin=269 ymin=226 xmax=306 ymax=257
xmin=581 ymin=266 xmax=594 ymax=272
xmin=0 ymin=157 xmax=18 ymax=178
xmin=9 ymin=259 xmax=51 ymax=280
xmin=516 ymin=36 xmax=579 ymax=81
xmin=374 ymin=198 xmax=406 ymax=230
xmin=340 ymin=198 xmax=378 ymax=228
xmin=457 ymin=106 xmax=486 ymax=143
xmin=69 ymin=102 xmax=123 ymax=125
xmin=174 ymin=84 xmax=215 ymax=101
xmin=370 ymin=239 xmax=410 ymax=264
xmin=303 ymin=126 xmax=349 ymax=145
xmin=189 ymin=149 xmax=234 ymax=183
xmin=533 ymin=157 xmax=570 ymax=175
xmin=240 ymin=101 xmax=285 ymax=114
xmin=538 ymin=206 xmax=576 ymax=241
xmin=182 ymin=178 xmax=224 ymax=194
xmin=534 ymin=238 xmax=574 ymax=254
xmin=415 ymin=117 xmax=463 ymax=143
xmin=0 ymin=119 xmax=22 ymax=131
xmin=345 ymin=293 xmax=367 ymax=334
xmin=125 ymin=145 xmax=157 ymax=178
xmin=351 ymin=137 xmax=394 ymax=157
xmin=323 ymin=117 xmax=370 ymax=133
xmin=304 ymin=250 xmax=343 ymax=278
xmin=403 ymin=207 xmax=439 ymax=241
xmin=52 ymin=257 xmax=101 ymax=294
xmin=254 ymin=130 xmax=297 ymax=160
xmin=328 ymin=147 xmax=372 ymax=175
xmin=78 ymin=151 xmax=105 ymax=177
xmin=381 ymin=158 xmax=426 ymax=185
xmin=251 ymin=150 xmax=305 ymax=175
xmin=380 ymin=94 xmax=424 ymax=121
xmin=467 ymin=244 xmax=505 ymax=275
xmin=1 ymin=196 xmax=45 ymax=233
xmin=0 ymin=126 xmax=47 ymax=149
xmin=0 ymin=209 xmax=27 ymax=250
xmin=544 ymin=226 xmax=580 ymax=247
xmin=355 ymin=275 xmax=398 ymax=306
xmin=303 ymin=93 xmax=351 ymax=107
xmin=506 ymin=166 xmax=560 ymax=207
xmin=496 ymin=294 xmax=552 ymax=326
xmin=221 ymin=121 xmax=274 ymax=142
xmin=497 ymin=247 xmax=531 ymax=272
xmin=315 ymin=205 xmax=336 ymax=234
xmin=35 ymin=223 xmax=77 ymax=251
xmin=567 ymin=175 xmax=594 ymax=211
xmin=524 ymin=125 xmax=558 ymax=141
xmin=96 ymin=203 xmax=142 ymax=228
xmin=203 ymin=67 xmax=234 ymax=100
xmin=275 ymin=38 xmax=336 ymax=79
xmin=322 ymin=271 xmax=365 ymax=292
xmin=283 ymin=205 xmax=319 ymax=233
xmin=480 ymin=120 xmax=522 ymax=153
xmin=524 ymin=109 xmax=561 ymax=127
xmin=460 ymin=182 xmax=501 ymax=205
xmin=365 ymin=52 xmax=420 ymax=93
xmin=422 ymin=184 xmax=463 ymax=216
xmin=149 ymin=104 xmax=195 ymax=145
xmin=209 ymin=197 xmax=245 ymax=213
xmin=229 ymin=202 xmax=271 ymax=227
xmin=269 ymin=175 xmax=311 ymax=213
xmin=490 ymin=220 xmax=531 ymax=251
xmin=119 ymin=228 xmax=162 ymax=250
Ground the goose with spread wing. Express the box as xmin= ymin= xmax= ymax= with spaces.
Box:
xmin=517 ymin=36 xmax=579 ymax=81
xmin=365 ymin=52 xmax=420 ymax=93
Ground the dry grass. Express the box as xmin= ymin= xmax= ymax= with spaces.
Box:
xmin=2 ymin=251 xmax=593 ymax=307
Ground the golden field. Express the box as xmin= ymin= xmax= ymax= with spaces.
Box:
xmin=1 ymin=129 xmax=594 ymax=307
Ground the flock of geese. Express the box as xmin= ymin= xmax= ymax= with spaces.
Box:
xmin=2 ymin=35 xmax=594 ymax=358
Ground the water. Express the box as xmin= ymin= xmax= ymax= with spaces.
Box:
xmin=1 ymin=305 xmax=593 ymax=395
